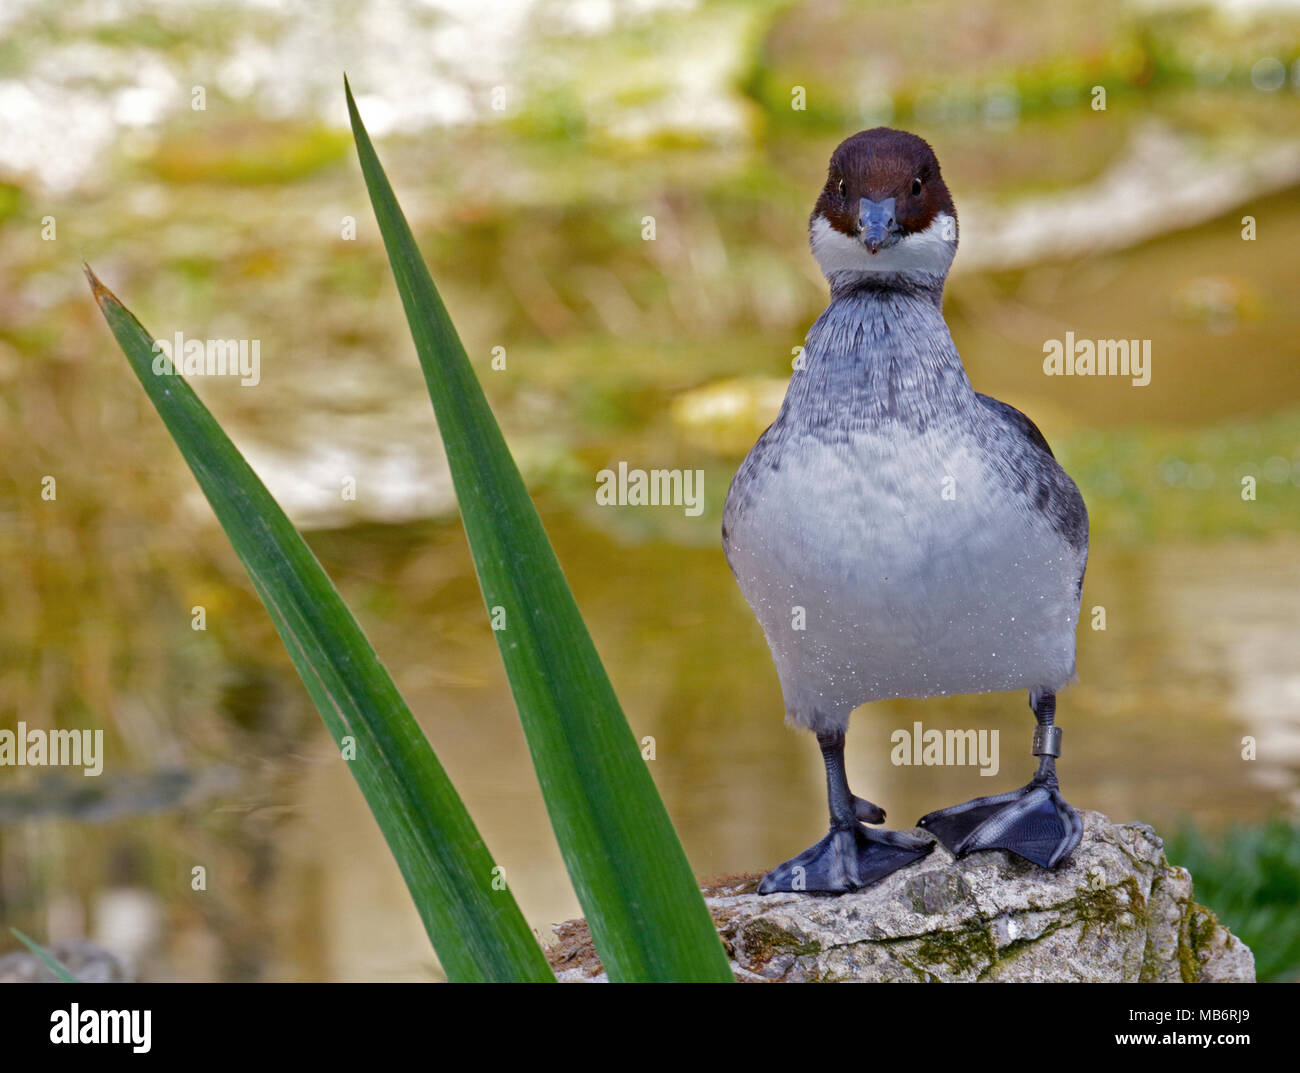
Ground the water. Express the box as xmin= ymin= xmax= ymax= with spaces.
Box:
xmin=4 ymin=507 xmax=1294 ymax=980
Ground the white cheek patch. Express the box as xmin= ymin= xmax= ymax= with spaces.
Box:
xmin=810 ymin=212 xmax=957 ymax=278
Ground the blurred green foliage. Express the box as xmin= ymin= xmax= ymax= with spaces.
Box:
xmin=1168 ymin=818 xmax=1300 ymax=982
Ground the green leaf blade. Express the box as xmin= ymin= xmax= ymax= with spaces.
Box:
xmin=86 ymin=268 xmax=552 ymax=983
xmin=345 ymin=79 xmax=733 ymax=982
xmin=10 ymin=928 xmax=79 ymax=982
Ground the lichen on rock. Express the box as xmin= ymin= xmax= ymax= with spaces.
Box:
xmin=545 ymin=811 xmax=1254 ymax=983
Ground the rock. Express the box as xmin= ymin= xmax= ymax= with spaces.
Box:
xmin=546 ymin=811 xmax=1254 ymax=983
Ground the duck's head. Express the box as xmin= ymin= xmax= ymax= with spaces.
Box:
xmin=809 ymin=128 xmax=958 ymax=290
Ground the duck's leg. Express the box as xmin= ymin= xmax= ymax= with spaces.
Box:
xmin=916 ymin=690 xmax=1082 ymax=869
xmin=758 ymin=728 xmax=933 ymax=895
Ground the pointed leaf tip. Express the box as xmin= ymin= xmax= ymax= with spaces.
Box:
xmin=83 ymin=262 xmax=113 ymax=307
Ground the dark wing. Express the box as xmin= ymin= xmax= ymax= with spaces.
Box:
xmin=975 ymin=392 xmax=1055 ymax=459
xmin=976 ymin=392 xmax=1088 ymax=567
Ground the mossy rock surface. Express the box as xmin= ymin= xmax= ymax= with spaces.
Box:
xmin=546 ymin=812 xmax=1254 ymax=983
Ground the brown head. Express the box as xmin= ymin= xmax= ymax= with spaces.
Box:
xmin=809 ymin=128 xmax=958 ymax=288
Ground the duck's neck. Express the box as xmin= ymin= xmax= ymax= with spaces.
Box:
xmin=782 ymin=278 xmax=977 ymax=433
xmin=826 ymin=269 xmax=946 ymax=306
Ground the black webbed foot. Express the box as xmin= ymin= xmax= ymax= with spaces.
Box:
xmin=916 ymin=779 xmax=1081 ymax=869
xmin=758 ymin=823 xmax=933 ymax=894
xmin=760 ymin=727 xmax=932 ymax=894
xmin=918 ymin=689 xmax=1082 ymax=869
xmin=853 ymin=795 xmax=885 ymax=824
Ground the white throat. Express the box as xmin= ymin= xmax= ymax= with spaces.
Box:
xmin=810 ymin=212 xmax=957 ymax=283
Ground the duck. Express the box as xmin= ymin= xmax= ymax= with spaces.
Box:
xmin=722 ymin=128 xmax=1088 ymax=894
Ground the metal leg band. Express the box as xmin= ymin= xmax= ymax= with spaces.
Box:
xmin=1032 ymin=725 xmax=1063 ymax=757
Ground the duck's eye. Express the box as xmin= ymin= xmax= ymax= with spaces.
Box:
xmin=911 ymin=177 xmax=923 ymax=196
xmin=837 ymin=178 xmax=846 ymax=198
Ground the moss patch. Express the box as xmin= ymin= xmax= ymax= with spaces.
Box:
xmin=1073 ymin=876 xmax=1148 ymax=934
xmin=1177 ymin=902 xmax=1224 ymax=983
xmin=740 ymin=918 xmax=822 ymax=967
xmin=913 ymin=921 xmax=996 ymax=977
